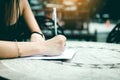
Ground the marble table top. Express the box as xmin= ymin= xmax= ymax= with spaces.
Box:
xmin=0 ymin=41 xmax=120 ymax=80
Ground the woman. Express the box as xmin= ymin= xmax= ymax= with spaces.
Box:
xmin=0 ymin=0 xmax=66 ymax=58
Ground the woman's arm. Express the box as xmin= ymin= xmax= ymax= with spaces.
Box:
xmin=20 ymin=0 xmax=44 ymax=42
xmin=21 ymin=0 xmax=41 ymax=33
xmin=0 ymin=35 xmax=66 ymax=59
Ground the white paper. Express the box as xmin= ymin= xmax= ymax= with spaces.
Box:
xmin=23 ymin=49 xmax=76 ymax=60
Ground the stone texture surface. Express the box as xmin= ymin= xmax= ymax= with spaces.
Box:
xmin=0 ymin=41 xmax=120 ymax=80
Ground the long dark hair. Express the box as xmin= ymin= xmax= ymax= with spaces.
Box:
xmin=0 ymin=0 xmax=30 ymax=41
xmin=0 ymin=0 xmax=20 ymax=27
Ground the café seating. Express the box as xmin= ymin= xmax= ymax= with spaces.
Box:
xmin=106 ymin=22 xmax=120 ymax=43
xmin=18 ymin=15 xmax=97 ymax=41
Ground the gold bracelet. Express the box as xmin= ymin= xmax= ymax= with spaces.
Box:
xmin=15 ymin=40 xmax=21 ymax=58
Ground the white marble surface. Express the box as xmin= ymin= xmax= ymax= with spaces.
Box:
xmin=0 ymin=41 xmax=120 ymax=80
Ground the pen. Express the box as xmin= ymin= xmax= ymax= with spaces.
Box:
xmin=53 ymin=8 xmax=58 ymax=36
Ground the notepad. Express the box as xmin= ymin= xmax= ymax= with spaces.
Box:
xmin=24 ymin=49 xmax=76 ymax=60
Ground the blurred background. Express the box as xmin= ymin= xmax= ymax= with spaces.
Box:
xmin=28 ymin=0 xmax=120 ymax=43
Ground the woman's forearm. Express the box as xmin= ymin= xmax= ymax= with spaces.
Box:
xmin=0 ymin=41 xmax=39 ymax=58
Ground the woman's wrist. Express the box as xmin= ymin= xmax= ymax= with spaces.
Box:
xmin=31 ymin=31 xmax=44 ymax=38
xmin=30 ymin=31 xmax=45 ymax=42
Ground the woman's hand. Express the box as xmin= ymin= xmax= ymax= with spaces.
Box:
xmin=39 ymin=35 xmax=66 ymax=56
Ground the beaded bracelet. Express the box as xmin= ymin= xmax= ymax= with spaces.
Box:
xmin=31 ymin=31 xmax=44 ymax=38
